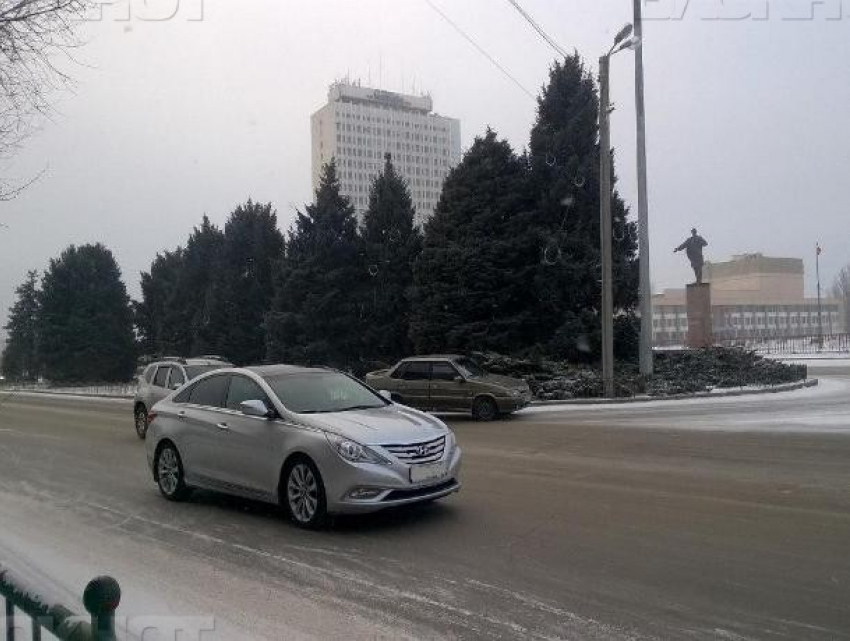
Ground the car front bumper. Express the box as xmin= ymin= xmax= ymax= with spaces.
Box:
xmin=496 ymin=394 xmax=533 ymax=413
xmin=323 ymin=445 xmax=463 ymax=514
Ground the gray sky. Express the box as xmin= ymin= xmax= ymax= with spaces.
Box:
xmin=1 ymin=0 xmax=849 ymax=330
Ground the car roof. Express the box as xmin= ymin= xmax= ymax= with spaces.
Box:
xmin=147 ymin=357 xmax=231 ymax=367
xmin=401 ymin=355 xmax=464 ymax=362
xmin=244 ymin=364 xmax=331 ymax=377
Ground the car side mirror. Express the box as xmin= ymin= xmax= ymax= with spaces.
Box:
xmin=378 ymin=390 xmax=393 ymax=402
xmin=240 ymin=399 xmax=274 ymax=419
xmin=169 ymin=380 xmax=183 ymax=390
xmin=454 ymin=376 xmax=465 ymax=384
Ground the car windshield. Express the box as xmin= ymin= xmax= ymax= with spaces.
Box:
xmin=264 ymin=372 xmax=387 ymax=414
xmin=184 ymin=365 xmax=225 ymax=380
xmin=455 ymin=358 xmax=486 ymax=378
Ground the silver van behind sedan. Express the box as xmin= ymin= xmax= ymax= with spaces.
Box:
xmin=134 ymin=356 xmax=232 ymax=439
xmin=145 ymin=364 xmax=462 ymax=528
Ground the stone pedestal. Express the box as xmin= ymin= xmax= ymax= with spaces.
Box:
xmin=686 ymin=283 xmax=713 ymax=349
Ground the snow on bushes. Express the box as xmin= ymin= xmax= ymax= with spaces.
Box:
xmin=472 ymin=348 xmax=807 ymax=400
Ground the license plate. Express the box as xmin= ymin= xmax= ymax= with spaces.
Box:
xmin=410 ymin=461 xmax=447 ymax=484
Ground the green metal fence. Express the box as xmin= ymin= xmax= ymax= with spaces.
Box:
xmin=1 ymin=565 xmax=120 ymax=641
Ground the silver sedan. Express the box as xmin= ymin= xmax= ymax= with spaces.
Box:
xmin=145 ymin=364 xmax=462 ymax=528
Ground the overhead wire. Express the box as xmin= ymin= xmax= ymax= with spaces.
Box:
xmin=423 ymin=0 xmax=535 ymax=101
xmin=504 ymin=0 xmax=569 ymax=59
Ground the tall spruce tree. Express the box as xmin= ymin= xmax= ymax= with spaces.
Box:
xmin=214 ymin=200 xmax=284 ymax=365
xmin=410 ymin=130 xmax=536 ymax=354
xmin=38 ymin=244 xmax=136 ymax=382
xmin=158 ymin=216 xmax=225 ymax=357
xmin=135 ymin=248 xmax=184 ymax=356
xmin=527 ymin=54 xmax=638 ymax=360
xmin=410 ymin=55 xmax=638 ymax=362
xmin=1 ymin=270 xmax=41 ymax=380
xmin=360 ymin=154 xmax=422 ymax=362
xmin=266 ymin=160 xmax=363 ymax=368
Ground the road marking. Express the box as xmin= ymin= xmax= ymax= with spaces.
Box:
xmin=0 ymin=427 xmax=64 ymax=440
xmin=78 ymin=500 xmax=604 ymax=639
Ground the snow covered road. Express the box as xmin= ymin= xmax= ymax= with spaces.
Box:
xmin=1 ymin=372 xmax=850 ymax=640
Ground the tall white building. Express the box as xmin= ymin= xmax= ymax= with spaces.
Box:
xmin=311 ymin=81 xmax=461 ymax=227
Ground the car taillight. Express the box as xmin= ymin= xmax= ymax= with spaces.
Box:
xmin=147 ymin=411 xmax=157 ymax=423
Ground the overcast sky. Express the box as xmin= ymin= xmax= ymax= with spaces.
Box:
xmin=1 ymin=0 xmax=848 ymax=329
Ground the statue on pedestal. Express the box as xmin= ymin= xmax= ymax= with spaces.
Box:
xmin=674 ymin=228 xmax=708 ymax=284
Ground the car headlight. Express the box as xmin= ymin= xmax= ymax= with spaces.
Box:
xmin=326 ymin=433 xmax=390 ymax=465
xmin=446 ymin=431 xmax=458 ymax=458
xmin=509 ymin=389 xmax=522 ymax=397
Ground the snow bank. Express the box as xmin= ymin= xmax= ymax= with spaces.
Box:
xmin=525 ymin=377 xmax=847 ymax=414
xmin=780 ymin=358 xmax=850 ymax=369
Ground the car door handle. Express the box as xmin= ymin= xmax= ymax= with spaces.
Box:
xmin=216 ymin=422 xmax=230 ymax=431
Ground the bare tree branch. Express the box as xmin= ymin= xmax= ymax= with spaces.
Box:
xmin=0 ymin=0 xmax=90 ymax=199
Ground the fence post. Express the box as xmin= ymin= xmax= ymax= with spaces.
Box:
xmin=82 ymin=577 xmax=120 ymax=641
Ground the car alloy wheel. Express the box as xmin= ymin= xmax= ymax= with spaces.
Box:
xmin=156 ymin=444 xmax=189 ymax=501
xmin=285 ymin=460 xmax=326 ymax=528
xmin=134 ymin=406 xmax=148 ymax=439
xmin=472 ymin=396 xmax=498 ymax=422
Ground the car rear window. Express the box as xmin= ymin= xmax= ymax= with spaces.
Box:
xmin=169 ymin=367 xmax=186 ymax=388
xmin=188 ymin=375 xmax=230 ymax=408
xmin=153 ymin=366 xmax=169 ymax=388
xmin=402 ymin=362 xmax=430 ymax=380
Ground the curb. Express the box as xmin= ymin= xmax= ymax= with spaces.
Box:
xmin=3 ymin=379 xmax=818 ymax=407
xmin=529 ymin=378 xmax=817 ymax=407
xmin=0 ymin=389 xmax=133 ymax=400
xmin=771 ymin=356 xmax=850 ymax=362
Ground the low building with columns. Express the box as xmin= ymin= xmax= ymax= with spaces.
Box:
xmin=653 ymin=254 xmax=845 ymax=346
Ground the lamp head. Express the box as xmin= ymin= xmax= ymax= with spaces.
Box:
xmin=613 ymin=24 xmax=634 ymax=46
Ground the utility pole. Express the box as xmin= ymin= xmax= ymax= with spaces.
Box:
xmin=633 ymin=0 xmax=653 ymax=376
xmin=599 ymin=55 xmax=615 ymax=398
xmin=816 ymin=243 xmax=824 ymax=348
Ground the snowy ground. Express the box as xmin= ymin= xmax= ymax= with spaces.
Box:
xmin=3 ymin=374 xmax=850 ymax=639
xmin=0 ymin=383 xmax=134 ymax=399
xmin=524 ymin=377 xmax=850 ymax=434
xmin=779 ymin=358 xmax=850 ymax=368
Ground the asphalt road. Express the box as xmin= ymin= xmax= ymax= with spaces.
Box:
xmin=1 ymin=369 xmax=849 ymax=640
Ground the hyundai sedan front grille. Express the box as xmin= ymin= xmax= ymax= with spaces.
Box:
xmin=382 ymin=435 xmax=446 ymax=464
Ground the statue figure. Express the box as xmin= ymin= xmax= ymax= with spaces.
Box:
xmin=674 ymin=228 xmax=708 ymax=284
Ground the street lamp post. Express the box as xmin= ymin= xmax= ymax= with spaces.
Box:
xmin=633 ymin=0 xmax=653 ymax=376
xmin=599 ymin=25 xmax=635 ymax=398
xmin=599 ymin=54 xmax=614 ymax=398
xmin=816 ymin=243 xmax=824 ymax=348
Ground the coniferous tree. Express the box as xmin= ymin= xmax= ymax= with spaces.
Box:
xmin=266 ymin=160 xmax=363 ymax=368
xmin=213 ymin=200 xmax=284 ymax=365
xmin=158 ymin=216 xmax=225 ymax=357
xmin=1 ymin=270 xmax=41 ymax=380
xmin=528 ymin=53 xmax=638 ymax=359
xmin=360 ymin=154 xmax=422 ymax=362
xmin=38 ymin=244 xmax=135 ymax=382
xmin=410 ymin=130 xmax=536 ymax=354
xmin=135 ymin=249 xmax=184 ymax=356
xmin=411 ymin=55 xmax=637 ymax=362
xmin=832 ymin=265 xmax=850 ymax=331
